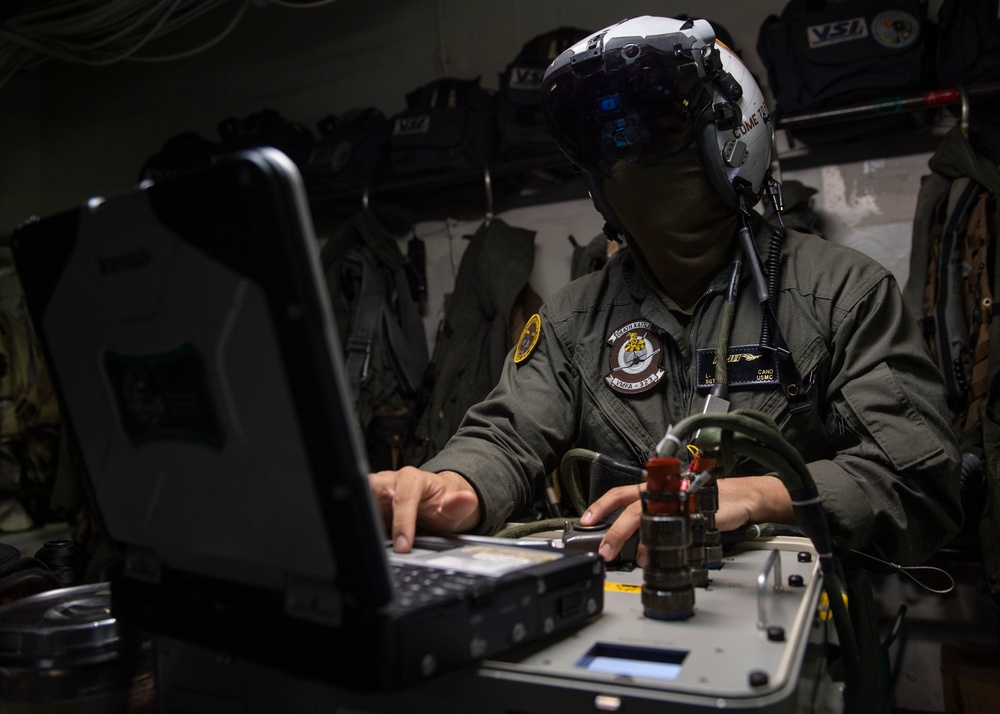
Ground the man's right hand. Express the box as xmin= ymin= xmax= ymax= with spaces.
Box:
xmin=368 ymin=467 xmax=481 ymax=553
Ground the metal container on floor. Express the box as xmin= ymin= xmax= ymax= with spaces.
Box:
xmin=0 ymin=582 xmax=155 ymax=713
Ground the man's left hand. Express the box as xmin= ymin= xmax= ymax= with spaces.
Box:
xmin=579 ymin=475 xmax=795 ymax=564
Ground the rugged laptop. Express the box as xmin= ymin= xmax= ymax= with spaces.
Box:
xmin=11 ymin=148 xmax=604 ymax=690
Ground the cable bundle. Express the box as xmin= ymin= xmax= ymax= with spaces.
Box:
xmin=0 ymin=0 xmax=342 ymax=91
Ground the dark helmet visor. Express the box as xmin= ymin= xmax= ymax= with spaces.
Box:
xmin=540 ymin=40 xmax=712 ymax=176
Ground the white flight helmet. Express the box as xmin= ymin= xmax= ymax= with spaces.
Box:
xmin=540 ymin=16 xmax=773 ymax=234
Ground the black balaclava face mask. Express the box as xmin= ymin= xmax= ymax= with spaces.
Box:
xmin=602 ymin=143 xmax=738 ymax=258
xmin=601 ymin=143 xmax=739 ymax=304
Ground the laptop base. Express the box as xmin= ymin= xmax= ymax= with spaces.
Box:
xmin=151 ymin=539 xmax=839 ymax=713
xmin=112 ymin=538 xmax=604 ymax=690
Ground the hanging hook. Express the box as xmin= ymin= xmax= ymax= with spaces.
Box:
xmin=958 ymin=85 xmax=970 ymax=137
xmin=483 ymin=165 xmax=494 ymax=226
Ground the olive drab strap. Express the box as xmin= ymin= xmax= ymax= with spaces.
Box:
xmin=928 ymin=178 xmax=983 ymax=420
xmin=920 ymin=188 xmax=948 ymax=367
xmin=319 ymin=211 xmax=430 ymax=471
xmin=342 ymin=247 xmax=382 ymax=399
xmin=387 ymin=258 xmax=430 ymax=395
xmin=347 ymin=247 xmax=428 ymax=399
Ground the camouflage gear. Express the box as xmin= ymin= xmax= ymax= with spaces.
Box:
xmin=905 ymin=124 xmax=1000 ymax=599
xmin=0 ymin=247 xmax=61 ymax=530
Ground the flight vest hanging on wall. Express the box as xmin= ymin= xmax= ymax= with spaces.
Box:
xmin=905 ymin=124 xmax=1000 ymax=601
xmin=321 ymin=211 xmax=429 ymax=471
xmin=413 ymin=219 xmax=539 ymax=462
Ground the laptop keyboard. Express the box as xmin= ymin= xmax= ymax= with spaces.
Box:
xmin=390 ymin=561 xmax=492 ymax=610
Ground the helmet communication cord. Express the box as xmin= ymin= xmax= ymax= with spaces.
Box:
xmin=738 ymin=195 xmax=811 ymax=415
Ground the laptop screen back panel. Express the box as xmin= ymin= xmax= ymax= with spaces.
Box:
xmin=12 ymin=149 xmax=392 ymax=608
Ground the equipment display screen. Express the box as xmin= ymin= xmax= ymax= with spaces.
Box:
xmin=576 ymin=643 xmax=687 ymax=681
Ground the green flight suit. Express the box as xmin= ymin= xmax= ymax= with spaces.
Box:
xmin=423 ymin=222 xmax=963 ymax=567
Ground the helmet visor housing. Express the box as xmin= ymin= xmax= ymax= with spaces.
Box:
xmin=541 ymin=23 xmax=714 ymax=176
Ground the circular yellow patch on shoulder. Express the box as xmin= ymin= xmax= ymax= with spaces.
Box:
xmin=513 ymin=313 xmax=542 ymax=364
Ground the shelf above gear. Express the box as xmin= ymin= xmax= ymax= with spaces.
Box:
xmin=306 ymin=152 xmax=580 ymax=225
xmin=772 ymin=81 xmax=1000 ymax=171
xmin=775 ymin=81 xmax=1000 ymax=132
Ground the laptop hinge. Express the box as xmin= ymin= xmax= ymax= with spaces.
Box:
xmin=284 ymin=574 xmax=343 ymax=627
xmin=122 ymin=545 xmax=163 ymax=584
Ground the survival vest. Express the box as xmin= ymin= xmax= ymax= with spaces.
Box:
xmin=321 ymin=211 xmax=429 ymax=471
xmin=413 ymin=219 xmax=539 ymax=462
xmin=905 ymin=124 xmax=1000 ymax=601
xmin=0 ymin=246 xmax=62 ymax=531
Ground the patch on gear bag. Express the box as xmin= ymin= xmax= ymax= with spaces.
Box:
xmin=605 ymin=320 xmax=666 ymax=394
xmin=513 ymin=313 xmax=542 ymax=365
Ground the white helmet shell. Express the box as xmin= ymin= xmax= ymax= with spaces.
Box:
xmin=701 ymin=40 xmax=772 ymax=209
xmin=541 ymin=16 xmax=773 ymax=211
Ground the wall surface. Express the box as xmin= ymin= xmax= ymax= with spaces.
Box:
xmin=1 ymin=1 xmax=949 ymax=291
xmin=0 ymin=1 xmax=786 ymax=228
xmin=0 ymin=0 xmax=952 ymax=405
xmin=0 ymin=70 xmax=42 ymax=237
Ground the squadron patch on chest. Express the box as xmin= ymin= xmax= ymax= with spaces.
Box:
xmin=605 ymin=320 xmax=666 ymax=394
xmin=513 ymin=313 xmax=542 ymax=364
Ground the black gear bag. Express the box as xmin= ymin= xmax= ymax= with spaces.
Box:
xmin=388 ymin=78 xmax=495 ymax=177
xmin=757 ymin=0 xmax=931 ymax=114
xmin=217 ymin=108 xmax=315 ymax=171
xmin=302 ymin=108 xmax=391 ymax=194
xmin=935 ymin=0 xmax=1000 ymax=87
xmin=138 ymin=132 xmax=222 ymax=183
xmin=496 ymin=27 xmax=591 ymax=159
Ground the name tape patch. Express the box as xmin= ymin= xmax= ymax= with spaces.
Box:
xmin=696 ymin=344 xmax=781 ymax=390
